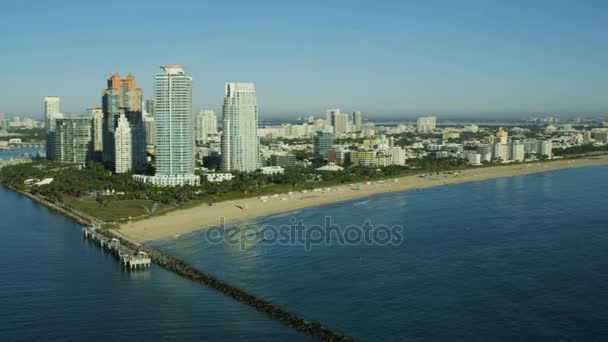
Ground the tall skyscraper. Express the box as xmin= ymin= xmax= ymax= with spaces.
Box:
xmin=495 ymin=127 xmax=509 ymax=145
xmin=352 ymin=111 xmax=363 ymax=132
xmin=195 ymin=110 xmax=218 ymax=144
xmin=114 ymin=113 xmax=132 ymax=173
xmin=510 ymin=141 xmax=525 ymax=162
xmin=334 ymin=113 xmax=349 ymax=134
xmin=52 ymin=117 xmax=92 ymax=165
xmin=326 ymin=108 xmax=340 ymax=128
xmin=90 ymin=107 xmax=104 ymax=158
xmin=143 ymin=116 xmax=156 ymax=146
xmin=221 ymin=83 xmax=260 ymax=172
xmin=134 ymin=66 xmax=199 ymax=186
xmin=145 ymin=99 xmax=155 ymax=117
xmin=101 ymin=74 xmax=146 ymax=172
xmin=44 ymin=96 xmax=62 ymax=159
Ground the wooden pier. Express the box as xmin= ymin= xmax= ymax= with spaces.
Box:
xmin=83 ymin=227 xmax=151 ymax=270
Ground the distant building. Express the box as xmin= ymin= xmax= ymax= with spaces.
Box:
xmin=44 ymin=96 xmax=62 ymax=159
xmin=351 ymin=150 xmax=377 ymax=167
xmin=143 ymin=116 xmax=156 ymax=146
xmin=492 ymin=142 xmax=509 ymax=161
xmin=477 ymin=144 xmax=493 ymax=162
xmin=260 ymin=166 xmax=284 ymax=175
xmin=539 ymin=141 xmax=553 ymax=159
xmin=390 ymin=146 xmax=407 ymax=166
xmin=326 ymin=108 xmax=340 ymax=128
xmin=417 ymin=116 xmax=436 ymax=133
xmin=495 ymin=127 xmax=509 ymax=144
xmin=464 ymin=124 xmax=479 ymax=133
xmin=221 ymin=83 xmax=260 ymax=172
xmin=114 ymin=113 xmax=132 ymax=173
xmin=352 ymin=111 xmax=363 ymax=132
xmin=145 ymin=99 xmax=155 ymax=117
xmin=511 ymin=141 xmax=525 ymax=162
xmin=313 ymin=132 xmax=334 ymax=160
xmin=195 ymin=110 xmax=218 ymax=144
xmin=52 ymin=117 xmax=92 ymax=165
xmin=334 ymin=113 xmax=349 ymax=134
xmin=269 ymin=153 xmax=296 ymax=167
xmin=463 ymin=151 xmax=482 ymax=165
xmin=204 ymin=173 xmax=234 ymax=183
xmin=91 ymin=107 xmax=104 ymax=159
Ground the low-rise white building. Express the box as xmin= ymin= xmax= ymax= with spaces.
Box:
xmin=205 ymin=173 xmax=234 ymax=183
xmin=260 ymin=166 xmax=285 ymax=175
xmin=133 ymin=174 xmax=201 ymax=187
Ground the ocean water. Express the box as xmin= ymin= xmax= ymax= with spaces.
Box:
xmin=0 ymin=150 xmax=307 ymax=341
xmin=0 ymin=148 xmax=43 ymax=160
xmin=153 ymin=165 xmax=608 ymax=341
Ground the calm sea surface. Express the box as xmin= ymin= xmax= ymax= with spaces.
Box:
xmin=2 ymin=148 xmax=608 ymax=341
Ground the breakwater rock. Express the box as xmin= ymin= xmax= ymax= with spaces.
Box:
xmin=100 ymin=229 xmax=353 ymax=341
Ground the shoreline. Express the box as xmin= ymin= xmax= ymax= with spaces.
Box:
xmin=119 ymin=156 xmax=608 ymax=242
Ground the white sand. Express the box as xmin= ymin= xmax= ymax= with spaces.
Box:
xmin=117 ymin=156 xmax=608 ymax=242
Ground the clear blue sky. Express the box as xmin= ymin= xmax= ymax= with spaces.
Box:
xmin=1 ymin=0 xmax=606 ymax=119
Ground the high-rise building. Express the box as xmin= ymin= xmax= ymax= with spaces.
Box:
xmin=334 ymin=113 xmax=349 ymax=134
xmin=326 ymin=108 xmax=340 ymax=128
xmin=313 ymin=132 xmax=335 ymax=160
xmin=44 ymin=96 xmax=62 ymax=159
xmin=145 ymin=99 xmax=155 ymax=117
xmin=195 ymin=110 xmax=218 ymax=144
xmin=495 ymin=127 xmax=509 ymax=144
xmin=91 ymin=107 xmax=104 ymax=158
xmin=143 ymin=116 xmax=156 ymax=146
xmin=52 ymin=117 xmax=92 ymax=165
xmin=539 ymin=141 xmax=553 ymax=159
xmin=510 ymin=141 xmax=525 ymax=162
xmin=134 ymin=66 xmax=199 ymax=186
xmin=101 ymin=74 xmax=146 ymax=172
xmin=221 ymin=83 xmax=260 ymax=172
xmin=492 ymin=142 xmax=509 ymax=161
xmin=114 ymin=113 xmax=132 ymax=173
xmin=416 ymin=116 xmax=436 ymax=133
xmin=352 ymin=111 xmax=363 ymax=132
xmin=390 ymin=146 xmax=406 ymax=166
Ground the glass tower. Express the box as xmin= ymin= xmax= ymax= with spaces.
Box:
xmin=154 ymin=66 xmax=195 ymax=175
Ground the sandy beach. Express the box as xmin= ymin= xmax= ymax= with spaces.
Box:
xmin=117 ymin=156 xmax=608 ymax=242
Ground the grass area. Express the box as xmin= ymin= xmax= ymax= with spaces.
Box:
xmin=64 ymin=196 xmax=167 ymax=222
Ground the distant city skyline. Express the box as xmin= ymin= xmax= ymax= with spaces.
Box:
xmin=1 ymin=1 xmax=607 ymax=117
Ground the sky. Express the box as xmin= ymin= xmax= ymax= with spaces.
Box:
xmin=0 ymin=0 xmax=606 ymax=119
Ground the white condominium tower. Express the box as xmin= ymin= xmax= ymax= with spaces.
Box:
xmin=44 ymin=96 xmax=62 ymax=159
xmin=133 ymin=66 xmax=199 ymax=186
xmin=155 ymin=65 xmax=194 ymax=175
xmin=334 ymin=113 xmax=349 ymax=134
xmin=195 ymin=109 xmax=218 ymax=144
xmin=221 ymin=83 xmax=259 ymax=172
xmin=114 ymin=113 xmax=132 ymax=173
xmin=91 ymin=107 xmax=104 ymax=154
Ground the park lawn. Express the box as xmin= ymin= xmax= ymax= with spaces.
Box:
xmin=64 ymin=196 xmax=166 ymax=222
